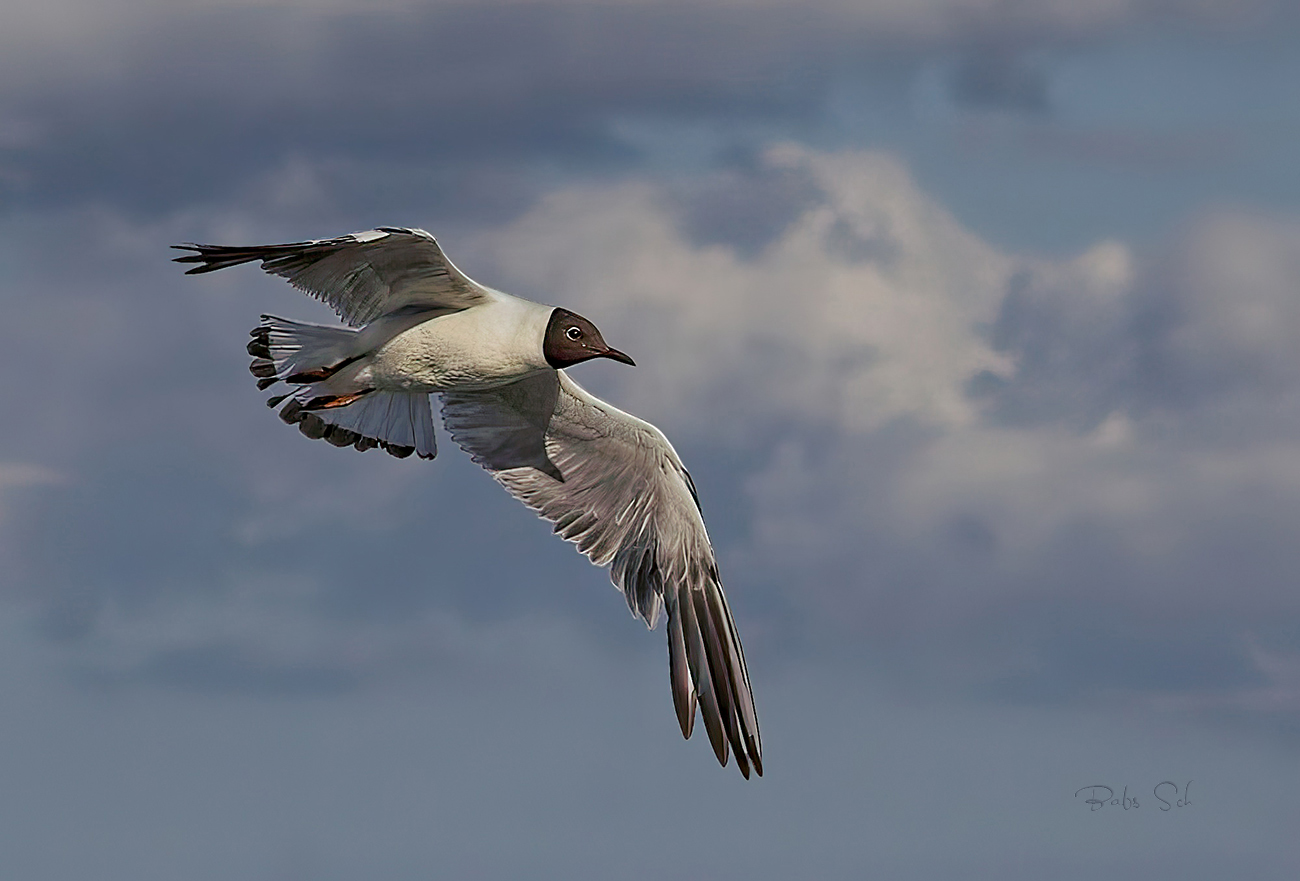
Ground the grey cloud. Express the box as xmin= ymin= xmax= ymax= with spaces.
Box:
xmin=970 ymin=254 xmax=1139 ymax=430
xmin=5 ymin=0 xmax=1294 ymax=219
xmin=670 ymin=156 xmax=826 ymax=257
xmin=479 ymin=148 xmax=1300 ymax=735
xmin=974 ymin=215 xmax=1300 ymax=441
xmin=949 ymin=51 xmax=1051 ymax=114
xmin=11 ymin=426 xmax=642 ymax=691
xmin=0 ymin=4 xmax=842 ymax=215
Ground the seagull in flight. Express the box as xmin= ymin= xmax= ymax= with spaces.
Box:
xmin=173 ymin=227 xmax=762 ymax=777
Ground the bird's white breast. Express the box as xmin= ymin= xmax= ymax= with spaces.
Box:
xmin=366 ymin=293 xmax=553 ymax=392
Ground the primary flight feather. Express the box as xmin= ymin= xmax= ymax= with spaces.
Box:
xmin=174 ymin=227 xmax=761 ymax=777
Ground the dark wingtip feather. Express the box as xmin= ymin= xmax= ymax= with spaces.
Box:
xmin=381 ymin=442 xmax=415 ymax=459
xmin=297 ymin=413 xmax=328 ymax=440
xmin=170 ymin=244 xmax=203 ymax=265
xmin=247 ymin=330 xmax=272 ymax=359
xmin=279 ymin=400 xmax=305 ymax=424
xmin=693 ymin=588 xmax=747 ymax=766
xmin=322 ymin=425 xmax=361 ymax=447
xmin=249 ymin=358 xmax=276 ymax=378
xmin=670 ymin=573 xmax=763 ymax=778
xmin=680 ymin=590 xmax=728 ymax=765
xmin=171 ymin=243 xmax=279 ymax=274
xmin=744 ymin=725 xmax=763 ymax=776
xmin=667 ymin=600 xmax=695 ymax=740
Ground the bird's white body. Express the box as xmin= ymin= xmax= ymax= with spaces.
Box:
xmin=362 ymin=291 xmax=553 ymax=393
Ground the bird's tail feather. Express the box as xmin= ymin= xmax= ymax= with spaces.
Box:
xmin=247 ymin=314 xmax=361 ymax=387
xmin=249 ymin=315 xmax=436 ymax=460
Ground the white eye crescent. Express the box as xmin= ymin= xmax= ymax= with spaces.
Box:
xmin=566 ymin=326 xmax=583 ymax=340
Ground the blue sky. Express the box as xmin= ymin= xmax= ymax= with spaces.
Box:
xmin=2 ymin=1 xmax=1299 ymax=878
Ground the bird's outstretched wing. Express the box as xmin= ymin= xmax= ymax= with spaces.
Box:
xmin=172 ymin=227 xmax=490 ymax=326
xmin=441 ymin=371 xmax=762 ymax=777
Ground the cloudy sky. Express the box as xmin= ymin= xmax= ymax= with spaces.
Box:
xmin=2 ymin=1 xmax=1299 ymax=877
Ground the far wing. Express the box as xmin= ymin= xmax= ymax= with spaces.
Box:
xmin=441 ymin=371 xmax=762 ymax=777
xmin=173 ymin=227 xmax=490 ymax=326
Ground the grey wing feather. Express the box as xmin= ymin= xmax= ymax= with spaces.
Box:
xmin=172 ymin=227 xmax=490 ymax=326
xmin=441 ymin=370 xmax=762 ymax=777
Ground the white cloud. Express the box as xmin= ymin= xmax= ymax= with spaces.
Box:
xmin=484 ymin=144 xmax=1300 ymax=709
xmin=492 ymin=145 xmax=1013 ymax=435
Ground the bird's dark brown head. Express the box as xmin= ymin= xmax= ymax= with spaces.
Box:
xmin=543 ymin=307 xmax=636 ymax=369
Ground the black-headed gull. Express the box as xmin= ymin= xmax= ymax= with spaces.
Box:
xmin=174 ymin=227 xmax=761 ymax=777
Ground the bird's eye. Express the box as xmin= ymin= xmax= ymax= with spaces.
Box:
xmin=566 ymin=326 xmax=583 ymax=341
